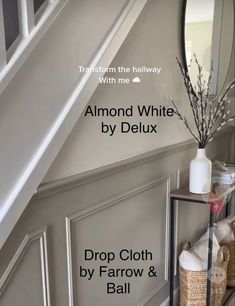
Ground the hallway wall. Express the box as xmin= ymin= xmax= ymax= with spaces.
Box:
xmin=0 ymin=131 xmax=231 ymax=306
xmin=43 ymin=0 xmax=190 ymax=182
xmin=43 ymin=0 xmax=235 ymax=183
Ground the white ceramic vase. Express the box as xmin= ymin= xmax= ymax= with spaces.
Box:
xmin=189 ymin=148 xmax=212 ymax=194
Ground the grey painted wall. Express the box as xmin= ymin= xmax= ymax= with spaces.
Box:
xmin=0 ymin=1 xmax=234 ymax=305
xmin=0 ymin=132 xmax=232 ymax=306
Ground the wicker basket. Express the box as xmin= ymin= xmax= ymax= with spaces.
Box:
xmin=221 ymin=221 xmax=235 ymax=287
xmin=179 ymin=242 xmax=229 ymax=306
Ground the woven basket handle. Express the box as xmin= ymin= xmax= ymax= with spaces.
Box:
xmin=230 ymin=220 xmax=235 ymax=236
xmin=182 ymin=241 xmax=191 ymax=251
xmin=216 ymin=245 xmax=230 ymax=265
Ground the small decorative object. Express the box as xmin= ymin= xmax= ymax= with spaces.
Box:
xmin=214 ymin=160 xmax=228 ymax=172
xmin=190 ymin=148 xmax=211 ymax=193
xmin=213 ymin=162 xmax=235 ymax=184
xmin=172 ymin=55 xmax=235 ymax=194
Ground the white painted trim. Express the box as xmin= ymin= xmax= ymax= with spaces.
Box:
xmin=40 ymin=230 xmax=51 ymax=306
xmin=0 ymin=0 xmax=149 ymax=249
xmin=37 ymin=141 xmax=197 ymax=199
xmin=0 ymin=0 xmax=6 ymax=69
xmin=0 ymin=227 xmax=51 ymax=306
xmin=0 ymin=0 xmax=68 ymax=94
xmin=18 ymin=0 xmax=35 ymax=37
xmin=36 ymin=128 xmax=232 ymax=200
xmin=35 ymin=1 xmax=49 ymax=25
xmin=6 ymin=35 xmax=22 ymax=62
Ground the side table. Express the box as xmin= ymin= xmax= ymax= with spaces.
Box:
xmin=169 ymin=184 xmax=235 ymax=306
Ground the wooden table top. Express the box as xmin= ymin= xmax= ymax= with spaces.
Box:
xmin=170 ymin=184 xmax=235 ymax=203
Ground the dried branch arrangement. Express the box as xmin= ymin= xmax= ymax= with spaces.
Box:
xmin=172 ymin=55 xmax=235 ymax=148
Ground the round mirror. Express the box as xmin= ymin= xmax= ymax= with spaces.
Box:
xmin=183 ymin=0 xmax=234 ymax=96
